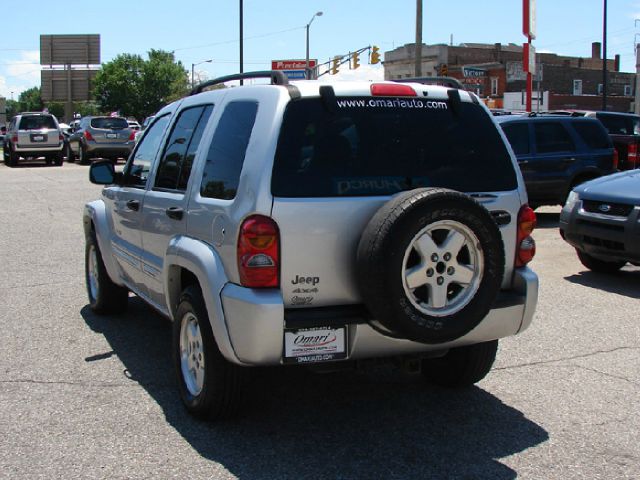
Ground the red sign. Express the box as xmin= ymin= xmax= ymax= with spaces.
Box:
xmin=271 ymin=59 xmax=317 ymax=70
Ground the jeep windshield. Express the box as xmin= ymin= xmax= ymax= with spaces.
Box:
xmin=272 ymin=97 xmax=518 ymax=197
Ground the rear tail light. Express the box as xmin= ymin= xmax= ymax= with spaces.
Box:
xmin=237 ymin=215 xmax=280 ymax=288
xmin=11 ymin=135 xmax=18 ymax=143
xmin=612 ymin=147 xmax=619 ymax=170
xmin=84 ymin=130 xmax=94 ymax=141
xmin=128 ymin=130 xmax=136 ymax=141
xmin=515 ymin=205 xmax=537 ymax=267
xmin=370 ymin=83 xmax=417 ymax=97
xmin=627 ymin=142 xmax=638 ymax=169
xmin=59 ymin=134 xmax=64 ymax=142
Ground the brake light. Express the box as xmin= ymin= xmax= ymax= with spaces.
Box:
xmin=59 ymin=134 xmax=64 ymax=142
xmin=237 ymin=215 xmax=280 ymax=288
xmin=84 ymin=130 xmax=94 ymax=141
xmin=370 ymin=84 xmax=417 ymax=97
xmin=612 ymin=146 xmax=619 ymax=170
xmin=11 ymin=135 xmax=17 ymax=143
xmin=627 ymin=142 xmax=638 ymax=169
xmin=128 ymin=130 xmax=136 ymax=141
xmin=515 ymin=205 xmax=537 ymax=267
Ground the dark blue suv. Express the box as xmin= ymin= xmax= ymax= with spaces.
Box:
xmin=496 ymin=115 xmax=617 ymax=208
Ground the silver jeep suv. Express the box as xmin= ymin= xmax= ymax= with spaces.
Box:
xmin=3 ymin=112 xmax=64 ymax=166
xmin=84 ymin=71 xmax=538 ymax=420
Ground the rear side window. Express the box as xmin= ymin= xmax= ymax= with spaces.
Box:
xmin=501 ymin=123 xmax=530 ymax=155
xmin=272 ymin=98 xmax=517 ymax=197
xmin=534 ymin=122 xmax=575 ymax=153
xmin=91 ymin=117 xmax=129 ymax=130
xmin=154 ymin=105 xmax=213 ymax=191
xmin=572 ymin=121 xmax=611 ymax=150
xmin=19 ymin=116 xmax=57 ymax=130
xmin=200 ymin=101 xmax=258 ymax=200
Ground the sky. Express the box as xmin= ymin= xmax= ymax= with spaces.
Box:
xmin=2 ymin=0 xmax=640 ymax=99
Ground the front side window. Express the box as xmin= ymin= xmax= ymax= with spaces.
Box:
xmin=125 ymin=115 xmax=170 ymax=188
xmin=534 ymin=122 xmax=575 ymax=154
xmin=200 ymin=102 xmax=259 ymax=200
xmin=154 ymin=105 xmax=213 ymax=191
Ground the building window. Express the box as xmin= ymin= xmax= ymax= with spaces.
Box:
xmin=597 ymin=84 xmax=603 ymax=95
xmin=573 ymin=80 xmax=582 ymax=96
xmin=624 ymin=85 xmax=632 ymax=96
xmin=491 ymin=77 xmax=499 ymax=96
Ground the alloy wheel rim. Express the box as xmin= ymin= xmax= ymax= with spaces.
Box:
xmin=401 ymin=220 xmax=484 ymax=317
xmin=87 ymin=244 xmax=100 ymax=301
xmin=179 ymin=312 xmax=205 ymax=396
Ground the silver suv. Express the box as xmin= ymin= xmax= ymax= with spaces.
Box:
xmin=84 ymin=71 xmax=539 ymax=420
xmin=67 ymin=116 xmax=135 ymax=164
xmin=3 ymin=112 xmax=64 ymax=166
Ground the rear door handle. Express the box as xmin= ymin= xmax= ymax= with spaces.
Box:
xmin=126 ymin=200 xmax=140 ymax=211
xmin=165 ymin=207 xmax=184 ymax=220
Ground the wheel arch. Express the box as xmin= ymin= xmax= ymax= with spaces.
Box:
xmin=164 ymin=235 xmax=242 ymax=364
xmin=83 ymin=200 xmax=124 ymax=286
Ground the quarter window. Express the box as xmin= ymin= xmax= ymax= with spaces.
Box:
xmin=154 ymin=105 xmax=213 ymax=191
xmin=200 ymin=101 xmax=259 ymax=200
xmin=125 ymin=115 xmax=170 ymax=188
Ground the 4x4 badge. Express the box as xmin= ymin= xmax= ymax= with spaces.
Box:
xmin=598 ymin=204 xmax=611 ymax=213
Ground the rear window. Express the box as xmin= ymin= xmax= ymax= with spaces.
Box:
xmin=19 ymin=115 xmax=57 ymax=130
xmin=91 ymin=117 xmax=129 ymax=130
xmin=271 ymin=97 xmax=517 ymax=197
xmin=572 ymin=121 xmax=611 ymax=149
xmin=596 ymin=114 xmax=633 ymax=135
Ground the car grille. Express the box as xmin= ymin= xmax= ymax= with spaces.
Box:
xmin=582 ymin=200 xmax=634 ymax=217
xmin=582 ymin=235 xmax=625 ymax=251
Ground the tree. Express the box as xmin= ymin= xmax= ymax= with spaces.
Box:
xmin=18 ymin=87 xmax=43 ymax=113
xmin=93 ymin=50 xmax=189 ymax=121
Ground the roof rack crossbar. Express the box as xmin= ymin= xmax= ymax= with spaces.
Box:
xmin=394 ymin=76 xmax=464 ymax=90
xmin=190 ymin=70 xmax=289 ymax=95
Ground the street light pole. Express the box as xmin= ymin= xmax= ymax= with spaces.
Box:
xmin=191 ymin=59 xmax=212 ymax=88
xmin=602 ymin=0 xmax=608 ymax=110
xmin=305 ymin=11 xmax=323 ymax=79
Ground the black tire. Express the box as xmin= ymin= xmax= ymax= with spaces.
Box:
xmin=53 ymin=153 xmax=63 ymax=166
xmin=421 ymin=339 xmax=498 ymax=388
xmin=173 ymin=285 xmax=246 ymax=420
xmin=576 ymin=250 xmax=625 ymax=273
xmin=85 ymin=231 xmax=128 ymax=314
xmin=79 ymin=145 xmax=90 ymax=164
xmin=7 ymin=147 xmax=19 ymax=167
xmin=356 ymin=188 xmax=505 ymax=344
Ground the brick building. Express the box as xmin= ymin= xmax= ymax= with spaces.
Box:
xmin=383 ymin=42 xmax=635 ymax=112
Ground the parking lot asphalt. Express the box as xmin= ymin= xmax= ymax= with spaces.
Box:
xmin=0 ymin=161 xmax=638 ymax=479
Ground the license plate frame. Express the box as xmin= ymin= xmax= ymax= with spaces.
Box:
xmin=283 ymin=325 xmax=348 ymax=364
xmin=31 ymin=134 xmax=46 ymax=142
xmin=106 ymin=133 xmax=118 ymax=139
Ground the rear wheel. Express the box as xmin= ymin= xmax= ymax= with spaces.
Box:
xmin=421 ymin=340 xmax=498 ymax=388
xmin=7 ymin=148 xmax=19 ymax=167
xmin=65 ymin=144 xmax=75 ymax=163
xmin=576 ymin=250 xmax=625 ymax=273
xmin=85 ymin=231 xmax=128 ymax=313
xmin=79 ymin=145 xmax=90 ymax=165
xmin=173 ymin=285 xmax=246 ymax=420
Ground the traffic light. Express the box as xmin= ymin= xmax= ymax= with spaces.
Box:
xmin=370 ymin=46 xmax=380 ymax=64
xmin=352 ymin=52 xmax=360 ymax=70
xmin=439 ymin=64 xmax=448 ymax=76
xmin=331 ymin=56 xmax=340 ymax=75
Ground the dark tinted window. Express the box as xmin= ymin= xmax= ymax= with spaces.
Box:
xmin=154 ymin=105 xmax=213 ymax=191
xmin=126 ymin=115 xmax=170 ymax=188
xmin=502 ymin=123 xmax=530 ymax=155
xmin=534 ymin=122 xmax=575 ymax=153
xmin=91 ymin=117 xmax=129 ymax=129
xmin=201 ymin=102 xmax=258 ymax=200
xmin=572 ymin=121 xmax=611 ymax=149
xmin=272 ymin=98 xmax=517 ymax=197
xmin=596 ymin=114 xmax=635 ymax=135
xmin=19 ymin=115 xmax=57 ymax=130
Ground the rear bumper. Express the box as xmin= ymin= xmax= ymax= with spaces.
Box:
xmin=219 ymin=267 xmax=538 ymax=366
xmin=560 ymin=201 xmax=640 ymax=263
xmin=15 ymin=144 xmax=63 ymax=155
xmin=85 ymin=142 xmax=133 ymax=158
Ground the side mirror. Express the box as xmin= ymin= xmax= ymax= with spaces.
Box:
xmin=89 ymin=160 xmax=116 ymax=185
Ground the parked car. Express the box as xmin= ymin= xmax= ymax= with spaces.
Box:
xmin=84 ymin=71 xmax=538 ymax=420
xmin=584 ymin=111 xmax=640 ymax=170
xmin=2 ymin=112 xmax=64 ymax=167
xmin=67 ymin=116 xmax=135 ymax=164
xmin=127 ymin=120 xmax=141 ymax=131
xmin=496 ymin=114 xmax=617 ymax=208
xmin=560 ymin=169 xmax=640 ymax=272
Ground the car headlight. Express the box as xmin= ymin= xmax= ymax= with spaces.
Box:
xmin=564 ymin=190 xmax=579 ymax=210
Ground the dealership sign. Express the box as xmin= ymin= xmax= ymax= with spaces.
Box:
xmin=272 ymin=59 xmax=318 ymax=80
xmin=462 ymin=67 xmax=487 ymax=78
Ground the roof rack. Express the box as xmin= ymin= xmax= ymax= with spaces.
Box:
xmin=394 ymin=76 xmax=464 ymax=90
xmin=190 ymin=70 xmax=289 ymax=95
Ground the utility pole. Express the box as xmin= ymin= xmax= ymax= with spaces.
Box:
xmin=415 ymin=0 xmax=422 ymax=77
xmin=635 ymin=43 xmax=640 ymax=115
xmin=239 ymin=0 xmax=244 ymax=85
xmin=602 ymin=0 xmax=608 ymax=110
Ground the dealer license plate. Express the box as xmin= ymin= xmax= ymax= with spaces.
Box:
xmin=106 ymin=133 xmax=118 ymax=139
xmin=31 ymin=134 xmax=45 ymax=142
xmin=284 ymin=326 xmax=347 ymax=364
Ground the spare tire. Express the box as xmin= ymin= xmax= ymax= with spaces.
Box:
xmin=356 ymin=188 xmax=504 ymax=344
